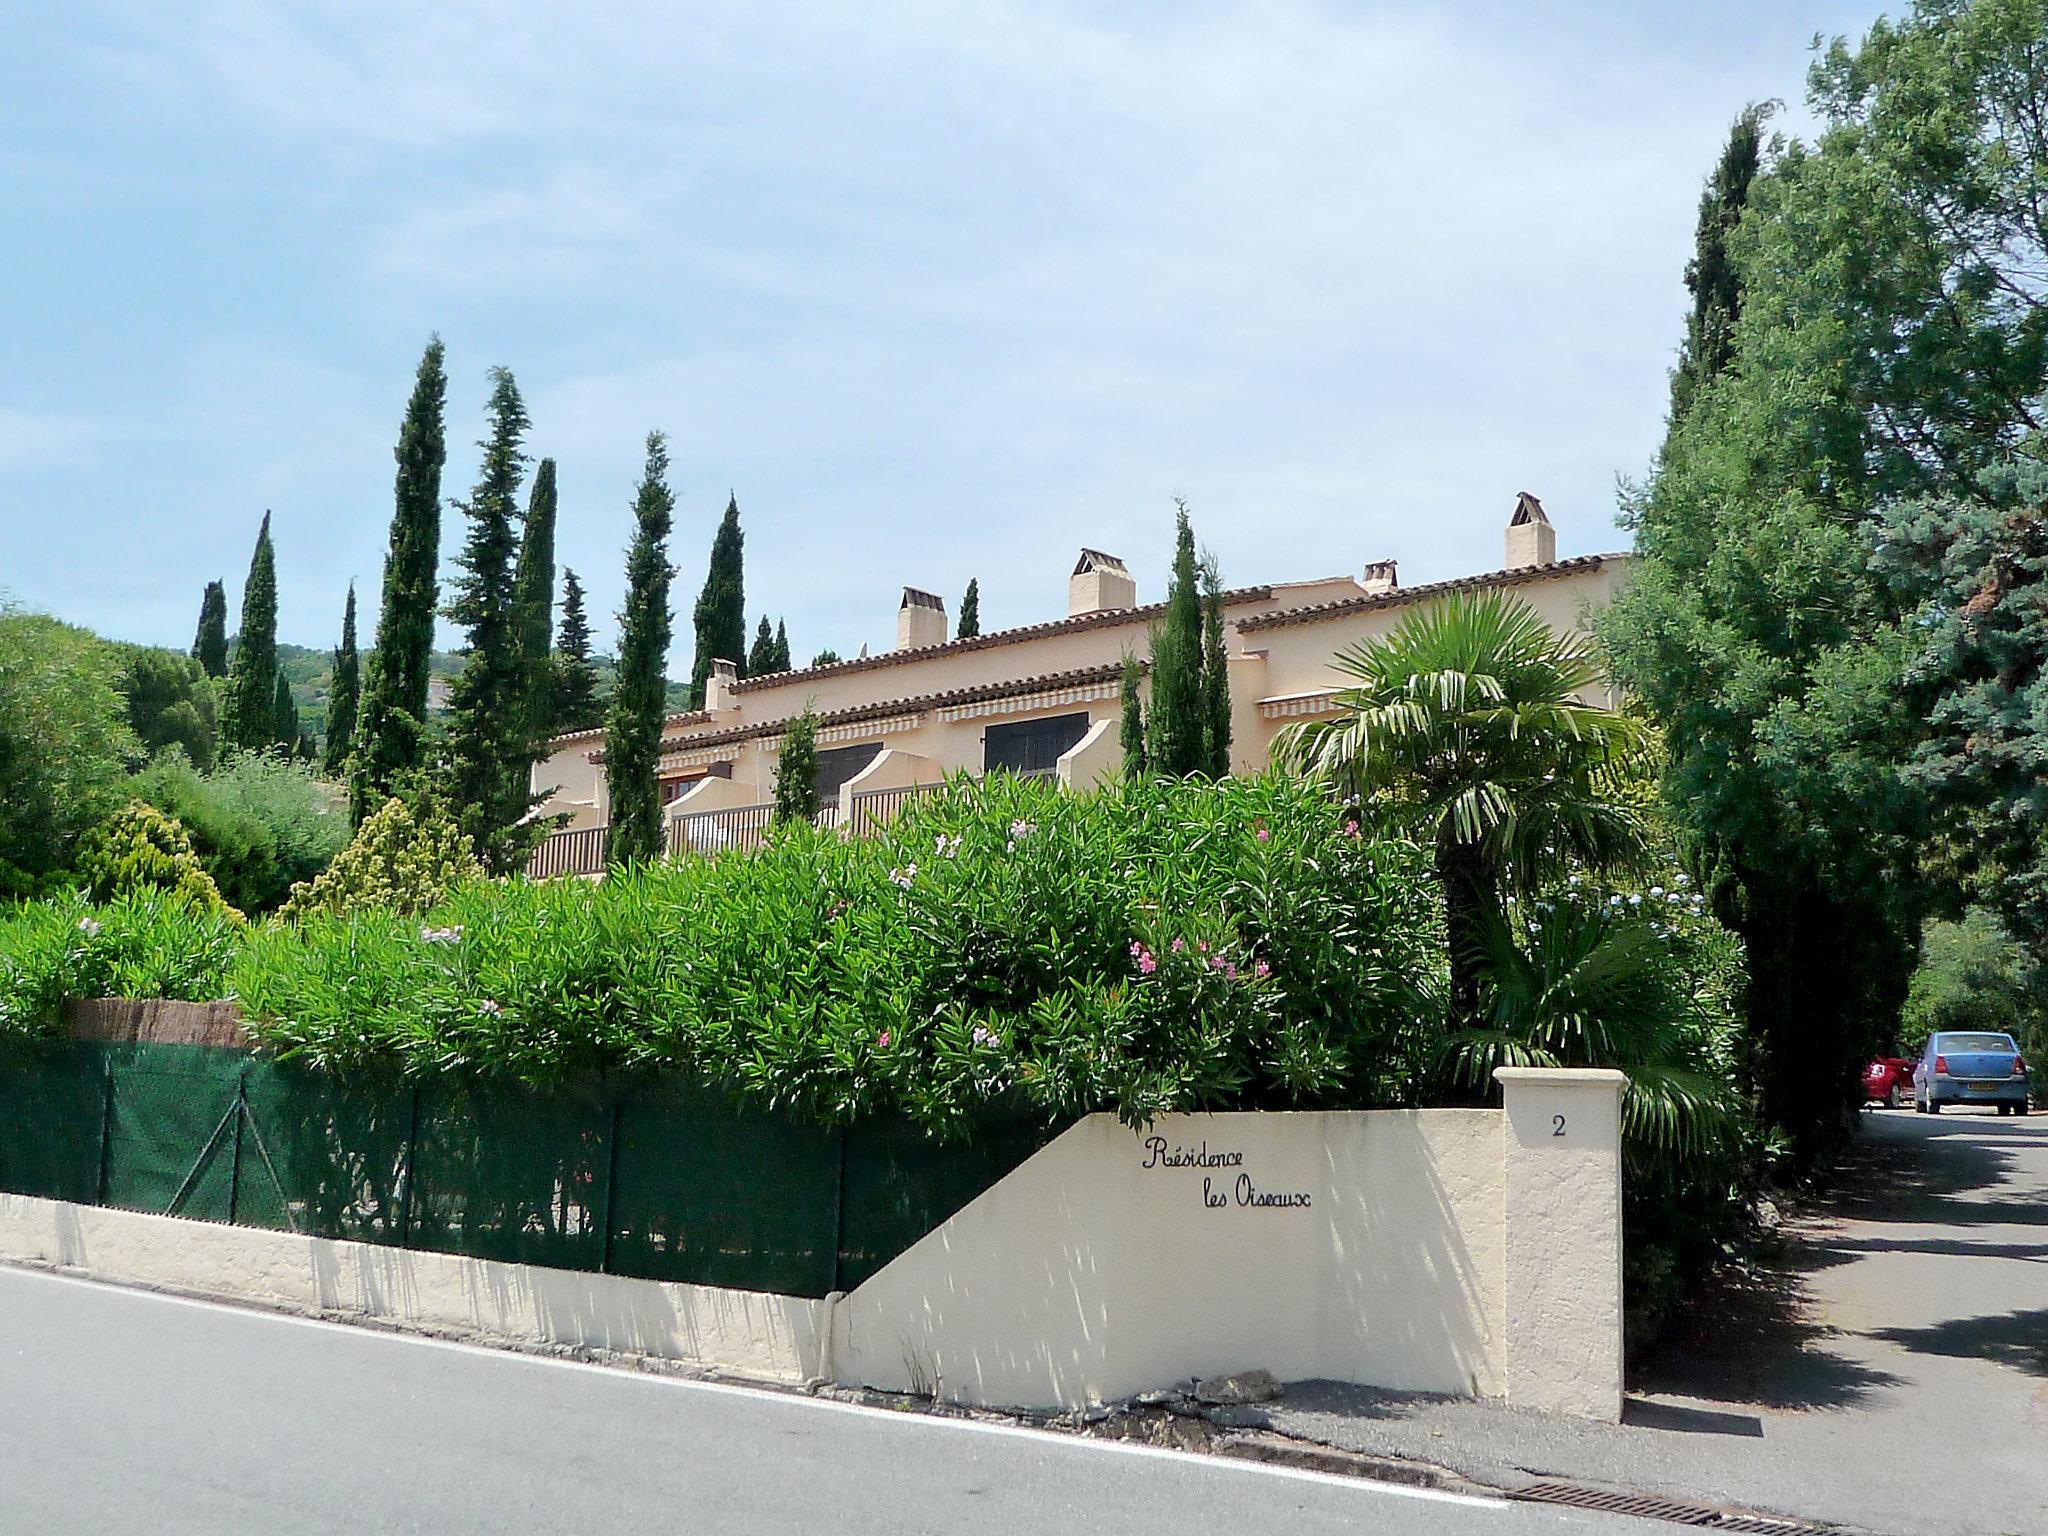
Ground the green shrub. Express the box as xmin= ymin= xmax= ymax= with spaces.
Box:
xmin=0 ymin=608 xmax=138 ymax=880
xmin=276 ymin=794 xmax=487 ymax=921
xmin=232 ymin=774 xmax=1439 ymax=1134
xmin=73 ymin=801 xmax=238 ymax=918
xmin=135 ymin=751 xmax=348 ymax=914
xmin=0 ymin=891 xmax=239 ymax=1035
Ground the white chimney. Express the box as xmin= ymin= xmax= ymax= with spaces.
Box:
xmin=897 ymin=587 xmax=947 ymax=650
xmin=1069 ymin=549 xmax=1137 ymax=616
xmin=1506 ymin=491 xmax=1557 ymax=569
xmin=706 ymin=657 xmax=740 ymax=712
xmin=1362 ymin=559 xmax=1399 ymax=595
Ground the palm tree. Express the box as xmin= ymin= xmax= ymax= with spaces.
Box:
xmin=1275 ymin=591 xmax=1647 ymax=1025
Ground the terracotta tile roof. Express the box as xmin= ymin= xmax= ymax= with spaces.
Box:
xmin=588 ymin=661 xmax=1135 ymax=764
xmin=725 ymin=584 xmax=1283 ymax=697
xmin=546 ymin=707 xmax=713 ymax=750
xmin=1234 ymin=554 xmax=1628 ymax=633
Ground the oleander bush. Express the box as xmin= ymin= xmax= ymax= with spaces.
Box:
xmin=1 ymin=775 xmax=1444 ymax=1134
xmin=0 ymin=890 xmax=240 ymax=1035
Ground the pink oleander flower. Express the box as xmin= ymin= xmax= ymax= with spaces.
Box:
xmin=1138 ymin=954 xmax=1157 ymax=975
xmin=1197 ymin=940 xmax=1209 ymax=954
xmin=1344 ymin=819 xmax=1360 ymax=838
xmin=1254 ymin=824 xmax=1270 ymax=842
xmin=1170 ymin=937 xmax=1185 ymax=953
xmin=1223 ymin=962 xmax=1238 ymax=981
xmin=1254 ymin=960 xmax=1271 ymax=979
xmin=1129 ymin=940 xmax=1144 ymax=958
xmin=877 ymin=1030 xmax=891 ymax=1049
xmin=972 ymin=1025 xmax=998 ymax=1048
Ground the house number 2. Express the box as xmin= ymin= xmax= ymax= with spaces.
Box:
xmin=1552 ymin=1114 xmax=1567 ymax=1138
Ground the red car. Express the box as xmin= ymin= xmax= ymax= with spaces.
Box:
xmin=1864 ymin=1057 xmax=1916 ymax=1108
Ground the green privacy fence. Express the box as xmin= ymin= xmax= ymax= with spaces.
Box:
xmin=0 ymin=1041 xmax=1054 ymax=1296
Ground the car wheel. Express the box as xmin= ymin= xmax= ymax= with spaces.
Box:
xmin=1888 ymin=1086 xmax=1903 ymax=1109
xmin=2019 ymin=1102 xmax=2031 ymax=1118
xmin=1928 ymin=1098 xmax=1941 ymax=1114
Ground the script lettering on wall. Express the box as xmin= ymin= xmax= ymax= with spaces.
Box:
xmin=1140 ymin=1135 xmax=1312 ymax=1211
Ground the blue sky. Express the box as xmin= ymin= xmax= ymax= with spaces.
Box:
xmin=1 ymin=1 xmax=1889 ymax=665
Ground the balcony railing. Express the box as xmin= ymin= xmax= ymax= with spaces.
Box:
xmin=528 ymin=786 xmax=939 ymax=879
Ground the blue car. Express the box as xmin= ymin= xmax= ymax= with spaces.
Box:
xmin=1913 ymin=1032 xmax=2031 ymax=1116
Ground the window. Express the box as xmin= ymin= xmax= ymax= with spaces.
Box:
xmin=815 ymin=742 xmax=884 ymax=802
xmin=983 ymin=711 xmax=1091 ymax=777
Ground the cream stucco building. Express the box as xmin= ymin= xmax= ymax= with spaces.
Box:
xmin=530 ymin=494 xmax=1629 ymax=867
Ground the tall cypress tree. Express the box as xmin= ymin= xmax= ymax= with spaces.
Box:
xmin=1199 ymin=554 xmax=1231 ymax=776
xmin=272 ymin=671 xmax=301 ymax=756
xmin=747 ymin=614 xmax=776 ymax=674
xmin=192 ymin=582 xmax=228 ymax=677
xmin=353 ymin=336 xmax=450 ymax=821
xmin=688 ymin=495 xmax=746 ymax=707
xmin=1119 ymin=653 xmax=1147 ymax=780
xmin=608 ymin=433 xmax=677 ymax=866
xmin=223 ymin=511 xmax=279 ymax=754
xmin=773 ymin=707 xmax=821 ymax=825
xmin=442 ymin=367 xmax=534 ymax=872
xmin=1669 ymin=104 xmax=1770 ymax=426
xmin=324 ymin=582 xmax=359 ymax=777
xmin=552 ymin=567 xmax=601 ymax=733
xmin=510 ymin=456 xmax=558 ymax=751
xmin=957 ymin=578 xmax=981 ymax=639
xmin=1144 ymin=501 xmax=1206 ymax=777
xmin=772 ymin=619 xmax=791 ymax=672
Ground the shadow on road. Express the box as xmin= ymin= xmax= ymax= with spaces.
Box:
xmin=1870 ymin=1306 xmax=2048 ymax=1377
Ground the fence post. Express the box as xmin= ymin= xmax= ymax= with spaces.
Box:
xmin=598 ymin=1095 xmax=623 ymax=1274
xmin=227 ymin=1067 xmax=247 ymax=1226
xmin=94 ymin=1052 xmax=115 ymax=1207
xmin=396 ymin=1083 xmax=422 ymax=1249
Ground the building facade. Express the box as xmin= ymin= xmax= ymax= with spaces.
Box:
xmin=531 ymin=494 xmax=1629 ymax=854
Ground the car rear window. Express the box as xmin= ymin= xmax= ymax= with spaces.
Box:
xmin=1938 ymin=1033 xmax=2018 ymax=1053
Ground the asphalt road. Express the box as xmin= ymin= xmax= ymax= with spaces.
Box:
xmin=1271 ymin=1108 xmax=2048 ymax=1536
xmin=0 ymin=1265 xmax=1661 ymax=1536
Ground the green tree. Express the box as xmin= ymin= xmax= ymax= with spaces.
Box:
xmin=607 ymin=433 xmax=677 ymax=866
xmin=1118 ymin=652 xmax=1147 ymax=780
xmin=1278 ymin=591 xmax=1646 ymax=1027
xmin=958 ymin=578 xmax=981 ymax=639
xmin=772 ymin=619 xmax=791 ymax=672
xmin=688 ymin=495 xmax=746 ymax=708
xmin=279 ymin=793 xmax=483 ymax=920
xmin=192 ymin=581 xmax=228 ymax=678
xmin=119 ymin=645 xmax=219 ymax=773
xmin=747 ymin=614 xmax=776 ymax=674
xmin=1199 ymin=554 xmax=1231 ymax=776
xmin=551 ymin=567 xmax=601 ymax=733
xmin=1145 ymin=501 xmax=1207 ymax=777
xmin=222 ymin=511 xmax=279 ymax=754
xmin=136 ymin=751 xmax=349 ymax=915
xmin=773 ymin=707 xmax=821 ymax=824
xmin=1668 ymin=104 xmax=1771 ymax=424
xmin=353 ymin=336 xmax=449 ymax=821
xmin=1600 ymin=1 xmax=2048 ymax=1156
xmin=324 ymin=583 xmax=359 ymax=778
xmin=1875 ymin=457 xmax=2048 ymax=947
xmin=810 ymin=648 xmax=840 ymax=668
xmin=272 ymin=672 xmax=301 ymax=756
xmin=0 ymin=610 xmax=137 ymax=886
xmin=442 ymin=367 xmax=536 ymax=873
xmin=1901 ymin=908 xmax=2046 ymax=1061
xmin=510 ymin=456 xmax=559 ymax=751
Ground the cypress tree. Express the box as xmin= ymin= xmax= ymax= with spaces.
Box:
xmin=773 ymin=707 xmax=821 ymax=824
xmin=747 ymin=614 xmax=776 ymax=674
xmin=1144 ymin=501 xmax=1206 ymax=777
xmin=1199 ymin=554 xmax=1231 ymax=776
xmin=957 ymin=578 xmax=981 ymax=639
xmin=510 ymin=456 xmax=558 ymax=750
xmin=811 ymin=649 xmax=841 ymax=668
xmin=688 ymin=495 xmax=747 ymax=707
xmin=552 ymin=567 xmax=601 ymax=733
xmin=1119 ymin=653 xmax=1147 ymax=779
xmin=192 ymin=582 xmax=228 ymax=677
xmin=608 ymin=433 xmax=677 ymax=866
xmin=353 ymin=336 xmax=450 ymax=821
xmin=324 ymin=582 xmax=359 ymax=777
xmin=223 ymin=511 xmax=279 ymax=754
xmin=442 ymin=367 xmax=535 ymax=872
xmin=1669 ymin=104 xmax=1770 ymax=426
xmin=272 ymin=671 xmax=301 ymax=755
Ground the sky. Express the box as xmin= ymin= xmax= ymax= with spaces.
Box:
xmin=1 ymin=1 xmax=1893 ymax=667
